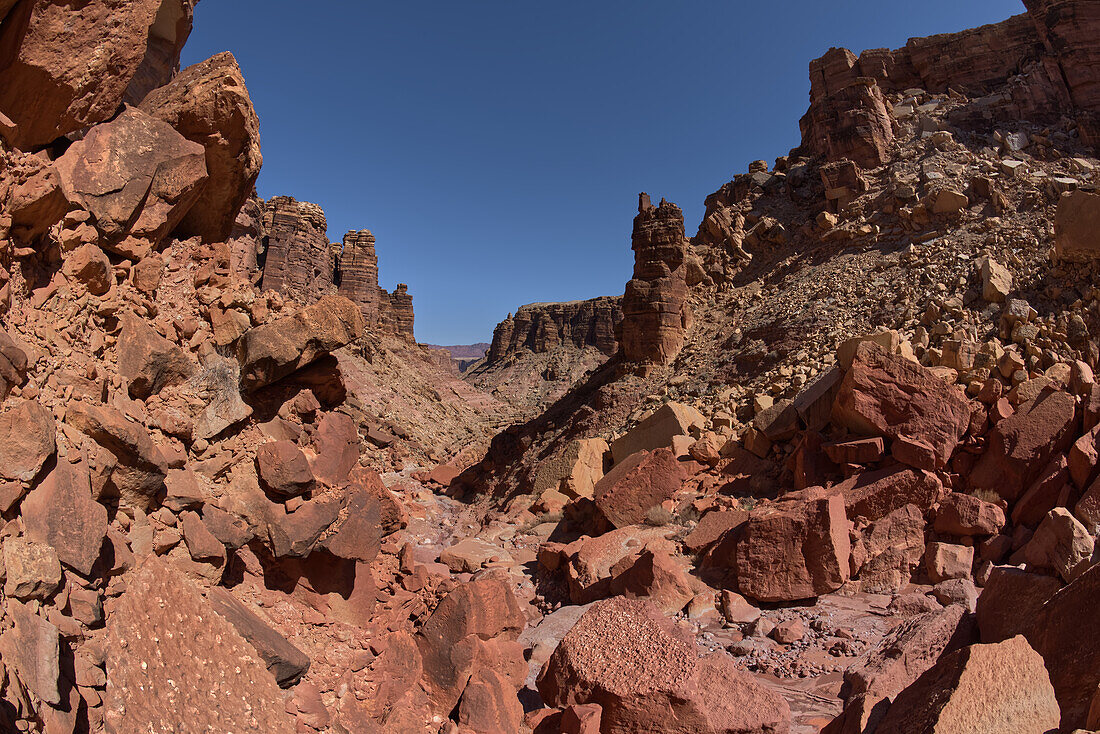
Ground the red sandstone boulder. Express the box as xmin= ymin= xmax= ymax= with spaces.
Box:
xmin=833 ymin=343 xmax=971 ymax=468
xmin=1024 ymin=507 xmax=1094 ymax=582
xmin=320 ymin=484 xmax=383 ymax=563
xmin=0 ymin=399 xmax=55 ymax=485
xmin=22 ymin=459 xmax=107 ymax=576
xmin=876 ymin=636 xmax=1060 ymax=734
xmin=1055 ymin=189 xmax=1100 ymax=261
xmin=206 ymin=587 xmax=310 ymax=688
xmin=307 ymin=411 xmax=360 ymax=486
xmin=457 ymin=668 xmax=525 ymax=734
xmin=0 ymin=602 xmax=60 ymax=706
xmin=106 ymin=557 xmax=295 ymax=733
xmin=55 ymin=108 xmax=208 ymax=248
xmin=735 ymin=488 xmax=851 ymax=602
xmin=1025 ymin=563 xmax=1100 ymax=728
xmin=8 ymin=164 xmax=68 ymax=243
xmin=850 ymin=504 xmax=926 ymax=593
xmin=139 ymin=51 xmax=263 ymax=242
xmin=416 ymin=576 xmax=526 ymax=715
xmin=537 ymin=597 xmax=791 ymax=734
xmin=0 ymin=329 xmax=28 ymax=401
xmin=836 ymin=466 xmax=944 ymax=522
xmin=592 ymin=448 xmax=686 ymax=529
xmin=934 ymin=493 xmax=1006 ymax=536
xmin=1014 ymin=455 xmax=1072 ymax=527
xmin=62 ymin=243 xmax=112 ymax=295
xmin=561 ymin=526 xmax=675 ymax=604
xmin=844 ymin=605 xmax=977 ymax=714
xmin=66 ymin=402 xmax=169 ymax=510
xmin=969 ymin=388 xmax=1080 ymax=501
xmin=256 ymin=440 xmax=315 ymax=497
xmin=238 ymin=295 xmax=365 ymax=391
xmin=609 ymin=549 xmax=697 ymax=616
xmin=926 ymin=542 xmax=974 ymax=583
xmin=117 ymin=313 xmax=195 ymax=399
xmin=0 ymin=0 xmax=196 ymax=149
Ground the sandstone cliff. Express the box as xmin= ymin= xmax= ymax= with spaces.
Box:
xmin=467 ymin=297 xmax=623 ymax=414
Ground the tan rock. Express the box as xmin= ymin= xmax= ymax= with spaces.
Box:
xmin=1025 ymin=508 xmax=1095 ymax=582
xmin=926 ymin=542 xmax=974 ymax=583
xmin=876 ymin=636 xmax=1059 ymax=734
xmin=610 ymin=401 xmax=705 ymax=464
xmin=1056 ymin=189 xmax=1100 ymax=260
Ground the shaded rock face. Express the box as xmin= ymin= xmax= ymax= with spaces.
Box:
xmin=0 ymin=0 xmax=195 ymax=150
xmin=486 ymin=296 xmax=623 ymax=364
xmin=237 ymin=294 xmax=365 ymax=391
xmin=138 ymin=51 xmax=263 ymax=243
xmin=260 ymin=196 xmax=336 ymax=304
xmin=800 ymin=48 xmax=895 ymax=169
xmin=619 ymin=195 xmax=692 ymax=366
xmin=1025 ymin=0 xmax=1100 ymax=143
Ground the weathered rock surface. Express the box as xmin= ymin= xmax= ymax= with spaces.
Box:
xmin=22 ymin=459 xmax=107 ymax=576
xmin=0 ymin=0 xmax=195 ymax=149
xmin=486 ymin=297 xmax=623 ymax=363
xmin=260 ymin=196 xmax=336 ymax=303
xmin=619 ymin=195 xmax=692 ymax=366
xmin=118 ymin=313 xmax=195 ymax=399
xmin=106 ymin=558 xmax=295 ymax=732
xmin=206 ymin=587 xmax=310 ymax=687
xmin=610 ymin=401 xmax=706 ymax=463
xmin=876 ymin=636 xmax=1060 ymax=734
xmin=139 ymin=51 xmax=262 ymax=242
xmin=592 ymin=448 xmax=686 ymax=529
xmin=735 ymin=489 xmax=851 ymax=602
xmin=55 ymin=107 xmax=208 ymax=248
xmin=833 ymin=343 xmax=972 ymax=467
xmin=238 ymin=295 xmax=365 ymax=391
xmin=538 ymin=597 xmax=791 ymax=734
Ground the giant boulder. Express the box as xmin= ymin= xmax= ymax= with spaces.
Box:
xmin=118 ymin=313 xmax=195 ymax=399
xmin=55 ymin=107 xmax=208 ymax=248
xmin=970 ymin=388 xmax=1080 ymax=501
xmin=0 ymin=0 xmax=195 ymax=149
xmin=139 ymin=51 xmax=262 ymax=242
xmin=875 ymin=636 xmax=1060 ymax=734
xmin=592 ymin=448 xmax=686 ymax=529
xmin=238 ymin=295 xmax=365 ymax=392
xmin=537 ymin=597 xmax=790 ymax=734
xmin=106 ymin=557 xmax=295 ymax=733
xmin=735 ymin=488 xmax=851 ymax=602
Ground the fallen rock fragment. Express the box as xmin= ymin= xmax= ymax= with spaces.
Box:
xmin=537 ymin=597 xmax=790 ymax=734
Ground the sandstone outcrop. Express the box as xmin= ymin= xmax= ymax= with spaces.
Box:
xmin=486 ymin=297 xmax=622 ymax=363
xmin=237 ymin=294 xmax=365 ymax=391
xmin=336 ymin=229 xmax=416 ymax=340
xmin=106 ymin=558 xmax=296 ymax=733
xmin=55 ymin=107 xmax=208 ymax=249
xmin=260 ymin=196 xmax=336 ymax=303
xmin=618 ymin=194 xmax=692 ymax=366
xmin=139 ymin=51 xmax=263 ymax=242
xmin=0 ymin=0 xmax=196 ymax=150
xmin=875 ymin=636 xmax=1060 ymax=734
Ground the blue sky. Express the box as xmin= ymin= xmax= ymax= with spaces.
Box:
xmin=182 ymin=1 xmax=1025 ymax=345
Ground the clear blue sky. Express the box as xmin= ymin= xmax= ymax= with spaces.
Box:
xmin=182 ymin=1 xmax=1025 ymax=345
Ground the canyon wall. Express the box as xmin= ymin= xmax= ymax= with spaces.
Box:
xmin=258 ymin=213 xmax=416 ymax=341
xmin=335 ymin=229 xmax=415 ymax=341
xmin=485 ymin=296 xmax=622 ymax=365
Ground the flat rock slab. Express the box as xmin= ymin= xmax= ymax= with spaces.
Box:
xmin=105 ymin=557 xmax=295 ymax=733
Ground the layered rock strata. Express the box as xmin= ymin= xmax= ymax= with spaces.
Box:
xmin=485 ymin=297 xmax=622 ymax=365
